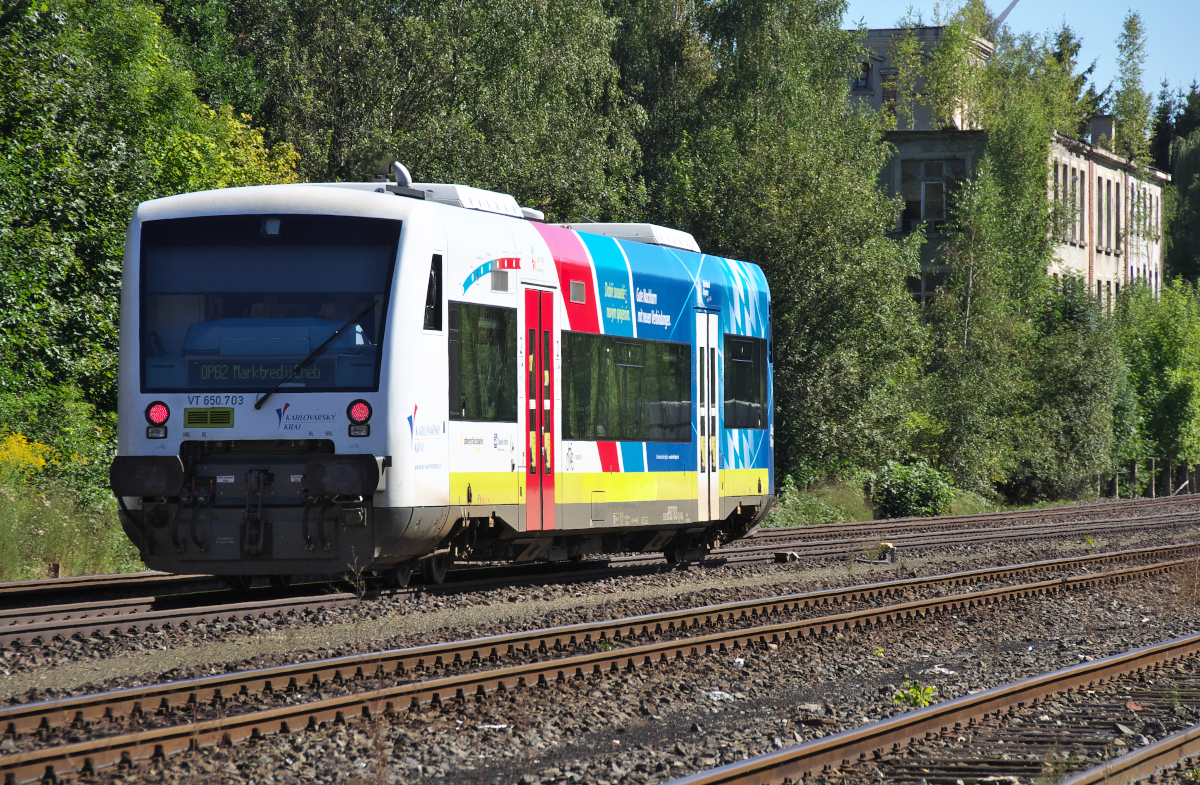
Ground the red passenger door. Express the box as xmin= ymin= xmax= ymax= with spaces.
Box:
xmin=525 ymin=289 xmax=556 ymax=530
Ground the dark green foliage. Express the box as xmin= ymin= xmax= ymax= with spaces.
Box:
xmin=0 ymin=0 xmax=295 ymax=410
xmin=1115 ymin=280 xmax=1200 ymax=469
xmin=1167 ymin=130 xmax=1200 ymax=282
xmin=872 ymin=460 xmax=954 ymax=518
xmin=627 ymin=0 xmax=927 ymax=484
xmin=0 ymin=386 xmax=115 ymax=505
xmin=1150 ymin=82 xmax=1200 ymax=174
xmin=1000 ymin=277 xmax=1122 ymax=502
xmin=158 ymin=0 xmax=645 ymax=221
xmin=1051 ymin=24 xmax=1106 ymax=140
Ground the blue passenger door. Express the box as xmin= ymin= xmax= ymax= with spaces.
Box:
xmin=696 ymin=311 xmax=720 ymax=522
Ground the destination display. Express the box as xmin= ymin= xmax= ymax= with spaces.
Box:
xmin=186 ymin=359 xmax=336 ymax=388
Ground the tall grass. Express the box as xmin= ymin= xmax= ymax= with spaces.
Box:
xmin=763 ymin=480 xmax=874 ymax=527
xmin=0 ymin=482 xmax=142 ymax=580
xmin=0 ymin=430 xmax=142 ymax=581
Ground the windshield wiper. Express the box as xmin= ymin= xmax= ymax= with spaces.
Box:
xmin=254 ymin=300 xmax=377 ymax=410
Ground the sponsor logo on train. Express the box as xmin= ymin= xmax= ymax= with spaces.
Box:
xmin=274 ymin=402 xmax=336 ymax=430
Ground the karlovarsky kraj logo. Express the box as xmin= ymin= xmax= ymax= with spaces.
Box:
xmin=275 ymin=402 xmax=336 ymax=431
xmin=408 ymin=405 xmax=443 ymax=452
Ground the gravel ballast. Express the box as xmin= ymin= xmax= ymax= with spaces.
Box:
xmin=9 ymin=550 xmax=1200 ymax=784
xmin=3 ymin=527 xmax=1196 ymax=701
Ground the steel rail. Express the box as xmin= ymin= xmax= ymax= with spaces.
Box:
xmin=664 ymin=638 xmax=1200 ymax=785
xmin=726 ymin=509 xmax=1200 ymax=559
xmin=1062 ymin=723 xmax=1200 ymax=785
xmin=0 ymin=572 xmax=207 ymax=599
xmin=0 ymin=552 xmax=1195 ymax=783
xmin=5 ymin=507 xmax=1200 ymax=647
xmin=2 ymin=541 xmax=1190 ymax=741
xmin=752 ymin=493 xmax=1200 ymax=542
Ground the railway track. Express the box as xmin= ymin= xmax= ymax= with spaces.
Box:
xmin=4 ymin=503 xmax=1200 ymax=647
xmin=749 ymin=492 xmax=1200 ymax=545
xmin=4 ymin=492 xmax=1195 ymax=609
xmin=667 ymin=630 xmax=1200 ymax=785
xmin=1 ymin=542 xmax=1198 ymax=783
xmin=3 ymin=493 xmax=1196 ymax=611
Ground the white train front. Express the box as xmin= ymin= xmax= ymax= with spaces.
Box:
xmin=109 ymin=174 xmax=774 ymax=586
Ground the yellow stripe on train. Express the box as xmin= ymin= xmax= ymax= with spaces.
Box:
xmin=448 ymin=468 xmax=769 ymax=507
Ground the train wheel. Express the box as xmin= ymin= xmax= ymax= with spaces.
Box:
xmin=268 ymin=574 xmax=292 ymax=590
xmin=387 ymin=563 xmax=414 ymax=588
xmin=663 ymin=544 xmax=681 ymax=564
xmin=223 ymin=575 xmax=254 ymax=592
xmin=423 ymin=553 xmax=449 ymax=585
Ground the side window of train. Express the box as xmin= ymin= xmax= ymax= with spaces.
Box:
xmin=561 ymin=332 xmax=691 ymax=442
xmin=423 ymin=254 xmax=443 ymax=330
xmin=448 ymin=302 xmax=518 ymax=422
xmin=723 ymin=335 xmax=768 ymax=429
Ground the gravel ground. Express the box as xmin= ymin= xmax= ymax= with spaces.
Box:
xmin=3 ymin=526 xmax=1197 ymax=703
xmin=7 ymin=535 xmax=1200 ymax=785
xmin=13 ymin=546 xmax=1200 ymax=784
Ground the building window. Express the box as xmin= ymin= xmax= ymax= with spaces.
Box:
xmin=853 ymin=62 xmax=871 ymax=91
xmin=1106 ymin=179 xmax=1112 ymax=249
xmin=1108 ymin=182 xmax=1118 ymax=253
xmin=1096 ymin=177 xmax=1103 ymax=248
xmin=1075 ymin=165 xmax=1084 ymax=240
xmin=881 ymin=73 xmax=897 ymax=119
xmin=901 ymin=160 xmax=963 ymax=233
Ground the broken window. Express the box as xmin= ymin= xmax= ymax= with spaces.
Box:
xmin=900 ymin=160 xmax=961 ymax=233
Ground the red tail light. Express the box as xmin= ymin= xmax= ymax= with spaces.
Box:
xmin=347 ymin=400 xmax=372 ymax=424
xmin=145 ymin=402 xmax=170 ymax=425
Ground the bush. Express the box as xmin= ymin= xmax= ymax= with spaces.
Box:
xmin=0 ymin=391 xmax=141 ymax=579
xmin=0 ymin=387 xmax=116 ymax=506
xmin=872 ymin=460 xmax=955 ymax=518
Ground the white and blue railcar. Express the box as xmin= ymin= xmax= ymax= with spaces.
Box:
xmin=110 ymin=169 xmax=774 ymax=585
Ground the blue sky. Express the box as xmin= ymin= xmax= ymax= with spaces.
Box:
xmin=843 ymin=0 xmax=1198 ymax=100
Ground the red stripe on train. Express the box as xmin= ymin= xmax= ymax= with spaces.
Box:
xmin=533 ymin=223 xmax=601 ymax=333
xmin=596 ymin=442 xmax=621 ymax=473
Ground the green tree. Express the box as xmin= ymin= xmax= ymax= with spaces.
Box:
xmin=1051 ymin=23 xmax=1106 ymax=140
xmin=916 ymin=18 xmax=1108 ymax=500
xmin=1117 ymin=280 xmax=1200 ymax=487
xmin=888 ymin=26 xmax=924 ymax=131
xmin=638 ymin=0 xmax=926 ymax=484
xmin=1111 ymin=11 xmax=1152 ymax=164
xmin=0 ymin=0 xmax=296 ymax=410
xmin=1167 ymin=130 xmax=1200 ymax=281
xmin=163 ymin=0 xmax=644 ymax=222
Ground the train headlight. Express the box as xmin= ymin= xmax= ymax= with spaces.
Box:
xmin=145 ymin=402 xmax=170 ymax=438
xmin=347 ymin=399 xmax=371 ymax=437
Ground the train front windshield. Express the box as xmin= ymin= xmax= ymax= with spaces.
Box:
xmin=139 ymin=214 xmax=400 ymax=393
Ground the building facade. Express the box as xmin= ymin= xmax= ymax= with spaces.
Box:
xmin=1050 ymin=126 xmax=1168 ymax=308
xmin=859 ymin=27 xmax=1168 ymax=304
